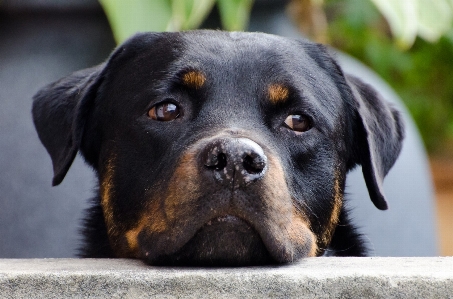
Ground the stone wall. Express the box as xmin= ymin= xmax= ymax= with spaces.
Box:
xmin=1 ymin=258 xmax=452 ymax=298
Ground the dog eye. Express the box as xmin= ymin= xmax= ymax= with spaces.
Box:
xmin=148 ymin=102 xmax=180 ymax=121
xmin=284 ymin=114 xmax=311 ymax=133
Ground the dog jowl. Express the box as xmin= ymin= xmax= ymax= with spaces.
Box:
xmin=32 ymin=31 xmax=404 ymax=266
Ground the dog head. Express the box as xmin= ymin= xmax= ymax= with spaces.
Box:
xmin=32 ymin=31 xmax=404 ymax=266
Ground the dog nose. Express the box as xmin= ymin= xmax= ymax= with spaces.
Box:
xmin=202 ymin=138 xmax=267 ymax=188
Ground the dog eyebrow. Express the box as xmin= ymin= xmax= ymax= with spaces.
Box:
xmin=180 ymin=70 xmax=206 ymax=90
xmin=268 ymin=84 xmax=289 ymax=104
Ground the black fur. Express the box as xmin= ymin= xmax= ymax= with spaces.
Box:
xmin=79 ymin=195 xmax=114 ymax=258
xmin=323 ymin=208 xmax=368 ymax=257
xmin=32 ymin=31 xmax=404 ymax=266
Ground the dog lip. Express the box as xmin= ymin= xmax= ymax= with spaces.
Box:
xmin=205 ymin=215 xmax=243 ymax=226
xmin=144 ymin=213 xmax=274 ymax=266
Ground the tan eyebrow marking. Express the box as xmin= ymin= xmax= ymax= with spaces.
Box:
xmin=181 ymin=70 xmax=206 ymax=89
xmin=268 ymin=84 xmax=289 ymax=103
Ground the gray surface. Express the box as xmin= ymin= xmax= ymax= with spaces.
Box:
xmin=1 ymin=258 xmax=452 ymax=298
xmin=0 ymin=13 xmax=115 ymax=257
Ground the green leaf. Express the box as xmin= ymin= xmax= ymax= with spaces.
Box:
xmin=370 ymin=0 xmax=418 ymax=49
xmin=99 ymin=0 xmax=172 ymax=43
xmin=417 ymin=0 xmax=453 ymax=42
xmin=444 ymin=27 xmax=453 ymax=46
xmin=217 ymin=0 xmax=254 ymax=31
xmin=168 ymin=0 xmax=216 ymax=31
xmin=370 ymin=0 xmax=453 ymax=49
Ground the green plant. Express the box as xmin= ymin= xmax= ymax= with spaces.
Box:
xmin=370 ymin=0 xmax=453 ymax=49
xmin=325 ymin=0 xmax=453 ymax=152
xmin=99 ymin=0 xmax=254 ymax=43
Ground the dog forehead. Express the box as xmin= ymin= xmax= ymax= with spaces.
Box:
xmin=182 ymin=31 xmax=290 ymax=51
xmin=176 ymin=32 xmax=345 ymax=120
xmin=176 ymin=32 xmax=342 ymax=90
xmin=178 ymin=31 xmax=304 ymax=67
xmin=111 ymin=31 xmax=340 ymax=93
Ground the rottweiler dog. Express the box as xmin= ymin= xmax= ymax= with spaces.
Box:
xmin=32 ymin=31 xmax=404 ymax=266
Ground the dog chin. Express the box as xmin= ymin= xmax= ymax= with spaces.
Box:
xmin=144 ymin=215 xmax=275 ymax=266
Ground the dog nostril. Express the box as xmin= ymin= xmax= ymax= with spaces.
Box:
xmin=205 ymin=152 xmax=227 ymax=171
xmin=243 ymin=154 xmax=265 ymax=174
xmin=213 ymin=153 xmax=227 ymax=170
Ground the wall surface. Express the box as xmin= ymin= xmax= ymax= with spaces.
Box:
xmin=0 ymin=10 xmax=114 ymax=258
xmin=0 ymin=258 xmax=452 ymax=298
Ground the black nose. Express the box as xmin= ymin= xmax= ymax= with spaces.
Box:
xmin=201 ymin=138 xmax=267 ymax=189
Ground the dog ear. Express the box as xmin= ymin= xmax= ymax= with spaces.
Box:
xmin=346 ymin=75 xmax=405 ymax=210
xmin=32 ymin=64 xmax=104 ymax=186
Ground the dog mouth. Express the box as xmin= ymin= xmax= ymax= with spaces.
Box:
xmin=205 ymin=215 xmax=244 ymax=226
xmin=146 ymin=214 xmax=274 ymax=266
xmin=134 ymin=133 xmax=316 ymax=266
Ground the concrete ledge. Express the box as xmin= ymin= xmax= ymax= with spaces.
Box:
xmin=0 ymin=257 xmax=452 ymax=298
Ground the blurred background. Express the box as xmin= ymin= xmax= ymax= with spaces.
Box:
xmin=0 ymin=0 xmax=451 ymax=258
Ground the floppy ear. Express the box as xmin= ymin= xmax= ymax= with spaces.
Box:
xmin=346 ymin=75 xmax=405 ymax=210
xmin=32 ymin=64 xmax=104 ymax=186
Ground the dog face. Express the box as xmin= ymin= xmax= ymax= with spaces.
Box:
xmin=32 ymin=31 xmax=404 ymax=266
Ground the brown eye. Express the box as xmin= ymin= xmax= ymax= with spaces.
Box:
xmin=284 ymin=114 xmax=311 ymax=133
xmin=148 ymin=102 xmax=180 ymax=121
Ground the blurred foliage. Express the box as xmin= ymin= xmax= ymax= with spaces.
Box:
xmin=322 ymin=0 xmax=453 ymax=152
xmin=217 ymin=0 xmax=254 ymax=31
xmin=99 ymin=0 xmax=253 ymax=43
xmin=370 ymin=0 xmax=453 ymax=49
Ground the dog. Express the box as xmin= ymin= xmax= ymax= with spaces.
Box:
xmin=32 ymin=30 xmax=404 ymax=266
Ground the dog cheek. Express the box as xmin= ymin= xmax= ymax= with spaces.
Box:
xmin=262 ymin=155 xmax=318 ymax=260
xmin=163 ymin=151 xmax=202 ymax=220
xmin=98 ymin=153 xmax=166 ymax=257
xmin=287 ymin=214 xmax=318 ymax=258
xmin=123 ymin=150 xmax=202 ymax=259
xmin=124 ymin=200 xmax=169 ymax=257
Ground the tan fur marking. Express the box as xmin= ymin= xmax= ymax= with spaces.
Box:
xmin=330 ymin=174 xmax=343 ymax=227
xmin=163 ymin=149 xmax=202 ymax=226
xmin=317 ymin=170 xmax=344 ymax=254
xmin=268 ymin=84 xmax=289 ymax=103
xmin=182 ymin=70 xmax=206 ymax=89
xmin=100 ymin=155 xmax=116 ymax=240
xmin=124 ymin=150 xmax=201 ymax=257
xmin=125 ymin=223 xmax=143 ymax=254
xmin=263 ymin=155 xmax=318 ymax=259
xmin=125 ymin=200 xmax=169 ymax=256
xmin=289 ymin=212 xmax=318 ymax=258
xmin=101 ymin=154 xmax=138 ymax=257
